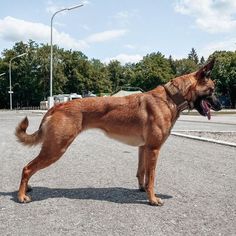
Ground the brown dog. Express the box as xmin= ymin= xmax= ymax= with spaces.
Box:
xmin=15 ymin=60 xmax=221 ymax=205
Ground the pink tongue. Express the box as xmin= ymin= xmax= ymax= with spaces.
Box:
xmin=201 ymin=100 xmax=211 ymax=120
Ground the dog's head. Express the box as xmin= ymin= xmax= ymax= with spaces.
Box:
xmin=193 ymin=59 xmax=222 ymax=119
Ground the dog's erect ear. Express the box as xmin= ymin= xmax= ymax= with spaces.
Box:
xmin=196 ymin=58 xmax=215 ymax=79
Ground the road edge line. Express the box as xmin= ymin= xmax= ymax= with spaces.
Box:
xmin=171 ymin=132 xmax=236 ymax=148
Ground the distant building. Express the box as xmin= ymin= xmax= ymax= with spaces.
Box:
xmin=54 ymin=93 xmax=82 ymax=103
xmin=112 ymin=87 xmax=143 ymax=97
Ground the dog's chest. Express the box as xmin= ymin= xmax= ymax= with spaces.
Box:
xmin=103 ymin=131 xmax=145 ymax=147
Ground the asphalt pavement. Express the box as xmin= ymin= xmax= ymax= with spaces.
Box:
xmin=0 ymin=110 xmax=235 ymax=235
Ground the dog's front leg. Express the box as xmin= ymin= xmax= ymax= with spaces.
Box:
xmin=145 ymin=147 xmax=163 ymax=206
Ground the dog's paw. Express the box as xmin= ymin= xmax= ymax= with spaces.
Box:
xmin=149 ymin=197 xmax=164 ymax=206
xmin=18 ymin=194 xmax=32 ymax=203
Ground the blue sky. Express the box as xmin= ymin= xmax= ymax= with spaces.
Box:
xmin=0 ymin=0 xmax=235 ymax=64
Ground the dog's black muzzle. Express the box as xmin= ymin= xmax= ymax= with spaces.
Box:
xmin=194 ymin=94 xmax=222 ymax=119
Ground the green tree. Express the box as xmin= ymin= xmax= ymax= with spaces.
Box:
xmin=132 ymin=52 xmax=174 ymax=91
xmin=0 ymin=55 xmax=9 ymax=108
xmin=168 ymin=55 xmax=176 ymax=75
xmin=199 ymin=56 xmax=205 ymax=65
xmin=89 ymin=59 xmax=112 ymax=94
xmin=1 ymin=41 xmax=36 ymax=107
xmin=211 ymin=51 xmax=236 ymax=108
xmin=107 ymin=60 xmax=126 ymax=91
xmin=122 ymin=63 xmax=136 ymax=88
xmin=173 ymin=58 xmax=199 ymax=77
xmin=62 ymin=50 xmax=87 ymax=94
xmin=188 ymin=48 xmax=199 ymax=64
xmin=51 ymin=46 xmax=68 ymax=95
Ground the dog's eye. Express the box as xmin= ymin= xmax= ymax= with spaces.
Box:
xmin=199 ymin=77 xmax=209 ymax=85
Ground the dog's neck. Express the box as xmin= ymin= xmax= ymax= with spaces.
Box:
xmin=163 ymin=74 xmax=196 ymax=112
xmin=163 ymin=82 xmax=189 ymax=112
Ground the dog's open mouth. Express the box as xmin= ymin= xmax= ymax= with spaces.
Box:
xmin=194 ymin=95 xmax=222 ymax=120
xmin=200 ymin=99 xmax=212 ymax=120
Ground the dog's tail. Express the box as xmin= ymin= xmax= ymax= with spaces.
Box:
xmin=15 ymin=117 xmax=43 ymax=146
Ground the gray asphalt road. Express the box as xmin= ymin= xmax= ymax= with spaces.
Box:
xmin=0 ymin=111 xmax=235 ymax=236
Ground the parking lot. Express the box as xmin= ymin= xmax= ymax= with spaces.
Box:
xmin=0 ymin=110 xmax=235 ymax=235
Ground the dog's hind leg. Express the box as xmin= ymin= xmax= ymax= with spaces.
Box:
xmin=17 ymin=122 xmax=79 ymax=203
xmin=136 ymin=146 xmax=146 ymax=191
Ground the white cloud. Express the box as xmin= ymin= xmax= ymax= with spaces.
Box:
xmin=0 ymin=16 xmax=128 ymax=52
xmin=86 ymin=29 xmax=127 ymax=43
xmin=0 ymin=16 xmax=88 ymax=50
xmin=103 ymin=53 xmax=143 ymax=65
xmin=200 ymin=38 xmax=236 ymax=57
xmin=174 ymin=0 xmax=236 ymax=33
xmin=53 ymin=31 xmax=88 ymax=50
xmin=0 ymin=16 xmax=48 ymax=42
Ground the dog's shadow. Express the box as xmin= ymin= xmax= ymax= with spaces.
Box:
xmin=1 ymin=187 xmax=172 ymax=205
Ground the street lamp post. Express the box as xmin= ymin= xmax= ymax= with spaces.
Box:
xmin=49 ymin=4 xmax=84 ymax=109
xmin=9 ymin=53 xmax=27 ymax=110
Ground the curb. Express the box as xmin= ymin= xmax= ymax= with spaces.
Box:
xmin=182 ymin=109 xmax=236 ymax=115
xmin=173 ymin=130 xmax=236 ymax=133
xmin=178 ymin=119 xmax=236 ymax=126
xmin=171 ymin=132 xmax=236 ymax=148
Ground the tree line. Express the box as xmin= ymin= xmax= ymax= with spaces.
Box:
xmin=0 ymin=40 xmax=235 ymax=108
